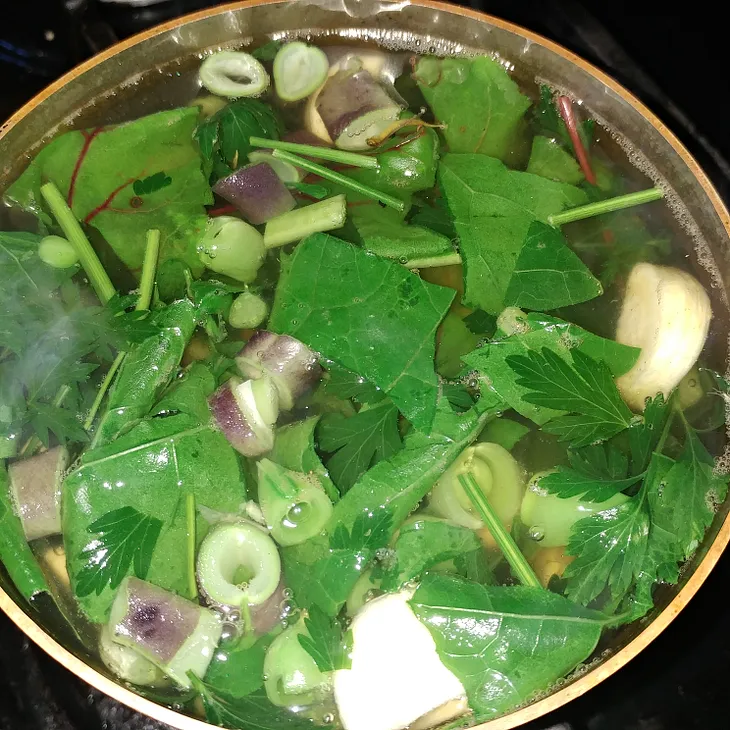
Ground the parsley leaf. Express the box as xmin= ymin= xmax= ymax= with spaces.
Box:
xmin=298 ymin=605 xmax=352 ymax=672
xmin=317 ymin=400 xmax=402 ymax=493
xmin=627 ymin=393 xmax=671 ymax=474
xmin=507 ymin=347 xmax=634 ymax=447
xmin=329 ymin=508 xmax=393 ymax=552
xmin=75 ymin=506 xmax=163 ymax=597
xmin=539 ymin=443 xmax=644 ymax=501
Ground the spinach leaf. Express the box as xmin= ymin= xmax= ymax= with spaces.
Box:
xmin=463 ymin=310 xmax=639 ymax=426
xmin=195 ymin=99 xmax=283 ymax=182
xmin=379 ymin=518 xmax=486 ymax=591
xmin=204 ymin=634 xmax=272 ymax=699
xmin=75 ymin=506 xmax=163 ymax=597
xmin=526 ymin=136 xmax=584 ymax=185
xmin=269 ymin=416 xmax=339 ymax=503
xmin=298 ymin=605 xmax=351 ymax=672
xmin=269 ymin=233 xmax=454 ymax=432
xmin=0 ymin=464 xmax=50 ymax=600
xmin=64 ymin=413 xmax=246 ymax=621
xmin=5 ymin=108 xmax=213 ymax=275
xmin=410 ymin=574 xmax=608 ymax=720
xmin=437 ymin=154 xmax=597 ymax=314
xmin=507 ymin=348 xmax=634 ymax=447
xmin=318 ymin=400 xmax=403 ymax=494
xmin=539 ymin=443 xmax=644 ymax=501
xmin=413 ymin=56 xmax=531 ymax=163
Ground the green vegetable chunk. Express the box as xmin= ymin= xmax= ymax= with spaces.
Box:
xmin=5 ymin=108 xmax=213 ymax=276
xmin=414 ymin=56 xmax=531 ymax=164
xmin=410 ymin=574 xmax=610 ymax=720
xmin=270 ymin=233 xmax=454 ymax=431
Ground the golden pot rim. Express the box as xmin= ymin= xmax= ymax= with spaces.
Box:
xmin=1 ymin=2 xmax=729 ymax=729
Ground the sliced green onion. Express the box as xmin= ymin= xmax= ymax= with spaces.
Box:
xmin=199 ymin=215 xmax=266 ymax=283
xmin=199 ymin=51 xmax=270 ymax=98
xmin=271 ymin=149 xmax=405 ymax=211
xmin=250 ymin=136 xmax=379 ymax=169
xmin=38 ymin=235 xmax=79 ymax=269
xmin=273 ymin=42 xmax=329 ymax=102
xmin=196 ymin=522 xmax=282 ymax=608
xmin=264 ymin=194 xmax=346 ymax=249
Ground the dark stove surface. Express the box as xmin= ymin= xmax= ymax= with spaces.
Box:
xmin=2 ymin=2 xmax=729 ymax=729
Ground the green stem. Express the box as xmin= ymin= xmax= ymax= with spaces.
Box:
xmin=20 ymin=385 xmax=72 ymax=458
xmin=458 ymin=472 xmax=541 ymax=589
xmin=655 ymin=408 xmax=676 ymax=455
xmin=271 ymin=149 xmax=406 ymax=212
xmin=250 ymin=136 xmax=379 ymax=169
xmin=137 ymin=229 xmax=160 ymax=311
xmin=186 ymin=492 xmax=198 ymax=601
xmin=84 ymin=351 xmax=126 ymax=431
xmin=264 ymin=194 xmax=346 ymax=249
xmin=403 ymin=252 xmax=462 ymax=269
xmin=40 ymin=182 xmax=116 ymax=304
xmin=548 ymin=186 xmax=664 ymax=227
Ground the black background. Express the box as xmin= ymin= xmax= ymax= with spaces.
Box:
xmin=2 ymin=2 xmax=729 ymax=729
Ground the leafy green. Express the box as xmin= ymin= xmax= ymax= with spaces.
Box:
xmin=410 ymin=574 xmax=608 ymax=720
xmin=63 ymin=413 xmax=246 ymax=621
xmin=526 ymin=136 xmax=584 ymax=185
xmin=317 ymin=400 xmax=403 ymax=494
xmin=153 ymin=362 xmax=216 ymax=424
xmin=269 ymin=233 xmax=454 ymax=431
xmin=463 ymin=309 xmax=496 ymax=337
xmin=539 ymin=444 xmax=644 ymax=501
xmin=329 ymin=509 xmax=394 ymax=552
xmin=442 ymin=383 xmax=476 ymax=413
xmin=195 ymin=99 xmax=283 ymax=182
xmin=75 ymin=506 xmax=163 ymax=597
xmin=508 ymin=348 xmax=634 ymax=446
xmin=414 ymin=56 xmax=531 ymax=163
xmin=0 ymin=463 xmax=50 ymax=600
xmin=322 ymin=363 xmax=384 ymax=405
xmin=204 ymin=634 xmax=272 ymax=698
xmin=5 ymin=108 xmax=213 ymax=275
xmin=252 ymin=40 xmax=283 ymax=61
xmin=298 ymin=605 xmax=351 ymax=672
xmin=437 ymin=154 xmax=597 ymax=313
xmin=409 ymin=194 xmax=458 ymax=242
xmin=463 ymin=310 xmax=639 ymax=427
xmin=477 ymin=417 xmax=530 ymax=451
xmin=380 ymin=518 xmax=486 ymax=591
xmin=627 ymin=394 xmax=671 ymax=474
xmin=436 ymin=313 xmax=481 ymax=378
xmin=532 ymin=85 xmax=594 ymax=151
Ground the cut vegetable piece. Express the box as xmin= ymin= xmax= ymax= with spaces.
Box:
xmin=520 ymin=476 xmax=629 ymax=548
xmin=615 ymin=263 xmax=712 ymax=411
xmin=213 ymin=163 xmax=296 ymax=225
xmin=345 ymin=569 xmax=381 ymax=617
xmin=99 ymin=624 xmax=166 ymax=686
xmin=199 ymin=51 xmax=270 ymax=98
xmin=228 ymin=291 xmax=269 ymax=329
xmin=109 ymin=577 xmax=222 ymax=688
xmin=273 ymin=42 xmax=329 ymax=102
xmin=263 ymin=195 xmax=347 ymax=249
xmin=264 ymin=619 xmax=327 ymax=707
xmin=248 ymin=150 xmax=304 ymax=183
xmin=429 ymin=443 xmax=525 ymax=539
xmin=315 ymin=67 xmax=402 ymax=151
xmin=236 ymin=331 xmax=323 ymax=411
xmin=257 ymin=459 xmax=333 ymax=546
xmin=334 ymin=590 xmax=466 ymax=730
xmin=8 ymin=446 xmax=67 ymax=541
xmin=198 ymin=215 xmax=265 ymax=284
xmin=529 ymin=546 xmax=575 ymax=589
xmin=38 ymin=235 xmax=78 ymax=269
xmin=196 ymin=522 xmax=281 ymax=608
xmin=249 ymin=579 xmax=288 ymax=635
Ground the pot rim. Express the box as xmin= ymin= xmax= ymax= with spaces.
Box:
xmin=1 ymin=2 xmax=729 ymax=729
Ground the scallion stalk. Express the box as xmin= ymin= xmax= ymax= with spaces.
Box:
xmin=264 ymin=194 xmax=347 ymax=249
xmin=548 ymin=186 xmax=664 ymax=226
xmin=250 ymin=136 xmax=379 ymax=169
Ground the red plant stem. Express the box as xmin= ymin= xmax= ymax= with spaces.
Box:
xmin=83 ymin=178 xmax=135 ymax=224
xmin=556 ymin=95 xmax=597 ymax=185
xmin=209 ymin=204 xmax=237 ymax=217
xmin=68 ymin=127 xmax=103 ymax=207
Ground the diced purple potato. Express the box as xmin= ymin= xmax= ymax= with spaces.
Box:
xmin=208 ymin=379 xmax=275 ymax=457
xmin=315 ymin=68 xmax=402 ymax=149
xmin=235 ymin=331 xmax=323 ymax=410
xmin=248 ymin=150 xmax=304 ymax=184
xmin=250 ymin=578 xmax=288 ymax=635
xmin=213 ymin=163 xmax=296 ymax=225
xmin=8 ymin=446 xmax=68 ymax=541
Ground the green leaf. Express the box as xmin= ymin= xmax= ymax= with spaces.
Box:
xmin=252 ymin=40 xmax=283 ymax=61
xmin=75 ymin=506 xmax=163 ymax=597
xmin=442 ymin=383 xmax=475 ymax=413
xmin=329 ymin=508 xmax=393 ymax=552
xmin=288 ymin=181 xmax=328 ymax=199
xmin=191 ymin=279 xmax=246 ymax=317
xmin=133 ymin=172 xmax=172 ymax=196
xmin=0 ymin=463 xmax=50 ymax=600
xmin=463 ymin=310 xmax=639 ymax=427
xmin=204 ymin=634 xmax=272 ymax=699
xmin=298 ymin=605 xmax=351 ymax=672
xmin=269 ymin=233 xmax=454 ymax=431
xmin=5 ymin=108 xmax=213 ymax=276
xmin=414 ymin=56 xmax=531 ymax=163
xmin=532 ymin=85 xmax=594 ymax=151
xmin=436 ymin=313 xmax=481 ymax=379
xmin=477 ymin=417 xmax=530 ymax=451
xmin=322 ymin=363 xmax=385 ymax=405
xmin=152 ymin=362 xmax=217 ymax=424
xmin=503 ymin=221 xmax=602 ymax=311
xmin=30 ymin=401 xmax=89 ymax=448
xmin=507 ymin=348 xmax=634 ymax=446
xmin=462 ymin=309 xmax=496 ymax=336
xmin=63 ymin=414 xmax=246 ymax=621
xmin=410 ymin=574 xmax=607 ymax=719
xmin=318 ymin=400 xmax=403 ymax=494
xmin=627 ymin=394 xmax=671 ymax=474
xmin=526 ymin=135 xmax=584 ymax=185
xmin=409 ymin=194 xmax=458 ymax=242
xmin=380 ymin=518 xmax=486 ymax=591
xmin=539 ymin=444 xmax=644 ymax=501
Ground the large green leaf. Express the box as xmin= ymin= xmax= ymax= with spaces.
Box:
xmin=5 ymin=108 xmax=212 ymax=275
xmin=410 ymin=574 xmax=607 ymax=720
xmin=269 ymin=233 xmax=454 ymax=432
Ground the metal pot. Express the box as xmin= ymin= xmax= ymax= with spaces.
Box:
xmin=1 ymin=2 xmax=729 ymax=729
